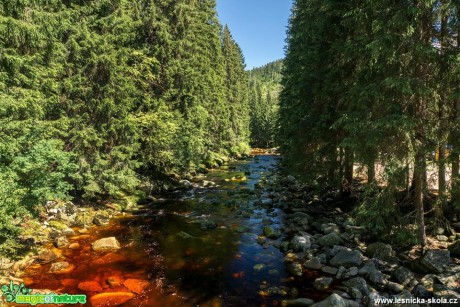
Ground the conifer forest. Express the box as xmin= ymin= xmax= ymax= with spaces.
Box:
xmin=1 ymin=1 xmax=460 ymax=306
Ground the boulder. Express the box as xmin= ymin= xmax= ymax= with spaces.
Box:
xmin=89 ymin=292 xmax=135 ymax=307
xmin=318 ymin=233 xmax=342 ymax=247
xmin=54 ymin=236 xmax=69 ymax=249
xmin=448 ymin=240 xmax=460 ymax=256
xmin=387 ymin=281 xmax=404 ymax=294
xmin=310 ymin=293 xmax=359 ymax=307
xmin=281 ymin=298 xmax=314 ymax=306
xmin=420 ymin=249 xmax=450 ymax=274
xmin=329 ymin=249 xmax=363 ymax=268
xmin=322 ymin=266 xmax=338 ymax=275
xmin=343 ymin=277 xmax=371 ymax=296
xmin=49 ymin=262 xmax=75 ymax=274
xmin=433 ymin=284 xmax=460 ymax=301
xmin=77 ymin=281 xmax=103 ymax=292
xmin=93 ymin=213 xmax=110 ymax=226
xmin=36 ymin=249 xmax=59 ymax=264
xmin=122 ymin=279 xmax=150 ymax=294
xmin=263 ymin=226 xmax=280 ymax=239
xmin=286 ymin=262 xmax=303 ymax=276
xmin=92 ymin=237 xmax=121 ymax=252
xmin=366 ymin=242 xmax=393 ymax=261
xmin=304 ymin=258 xmax=323 ymax=270
xmin=291 ymin=235 xmax=311 ymax=252
xmin=321 ymin=223 xmax=340 ymax=235
xmin=313 ymin=277 xmax=333 ymax=290
xmin=393 ymin=266 xmax=418 ymax=288
xmin=201 ymin=220 xmax=217 ymax=230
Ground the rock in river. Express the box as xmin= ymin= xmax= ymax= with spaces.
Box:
xmin=92 ymin=237 xmax=121 ymax=252
xmin=263 ymin=226 xmax=280 ymax=239
xmin=49 ymin=261 xmax=75 ymax=274
xmin=89 ymin=292 xmax=135 ymax=307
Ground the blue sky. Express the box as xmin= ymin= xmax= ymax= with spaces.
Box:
xmin=216 ymin=0 xmax=292 ymax=70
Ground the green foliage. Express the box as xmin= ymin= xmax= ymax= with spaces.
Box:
xmin=248 ymin=60 xmax=282 ymax=147
xmin=0 ymin=0 xmax=250 ymax=257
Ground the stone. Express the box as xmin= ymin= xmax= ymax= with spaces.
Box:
xmin=412 ymin=285 xmax=431 ymax=299
xmin=343 ymin=267 xmax=359 ymax=279
xmin=291 ymin=235 xmax=311 ymax=252
xmin=286 ymin=262 xmax=303 ymax=276
xmin=318 ymin=232 xmax=342 ymax=247
xmin=394 ymin=266 xmax=418 ymax=288
xmin=281 ymin=298 xmax=314 ymax=306
xmin=49 ymin=262 xmax=75 ymax=274
xmin=92 ymin=237 xmax=121 ymax=252
xmin=313 ymin=277 xmax=333 ymax=290
xmin=420 ymin=274 xmax=436 ymax=289
xmin=201 ymin=220 xmax=217 ymax=230
xmin=62 ymin=228 xmax=75 ymax=236
xmin=329 ymin=249 xmax=363 ymax=268
xmin=343 ymin=277 xmax=370 ymax=296
xmin=366 ymin=242 xmax=393 ymax=261
xmin=321 ymin=223 xmax=340 ymax=235
xmin=253 ymin=264 xmax=266 ymax=272
xmin=123 ymin=279 xmax=150 ymax=294
xmin=89 ymin=292 xmax=135 ymax=307
xmin=36 ymin=249 xmax=59 ymax=264
xmin=263 ymin=226 xmax=280 ymax=239
xmin=366 ymin=291 xmax=386 ymax=307
xmin=368 ymin=270 xmax=388 ymax=286
xmin=387 ymin=281 xmax=404 ymax=294
xmin=437 ymin=235 xmax=449 ymax=242
xmin=448 ymin=240 xmax=460 ymax=256
xmin=93 ymin=213 xmax=110 ymax=226
xmin=392 ymin=290 xmax=418 ymax=307
xmin=322 ymin=266 xmax=338 ymax=275
xmin=93 ymin=253 xmax=126 ymax=265
xmin=107 ymin=275 xmax=124 ymax=287
xmin=54 ymin=236 xmax=69 ymax=248
xmin=178 ymin=180 xmax=193 ymax=188
xmin=69 ymin=243 xmax=80 ymax=250
xmin=336 ymin=266 xmax=347 ymax=279
xmin=310 ymin=293 xmax=359 ymax=307
xmin=77 ymin=281 xmax=103 ymax=292
xmin=420 ymin=249 xmax=450 ymax=274
xmin=304 ymin=258 xmax=322 ymax=270
xmin=433 ymin=284 xmax=460 ymax=301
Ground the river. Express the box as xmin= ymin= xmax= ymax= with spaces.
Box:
xmin=23 ymin=153 xmax=327 ymax=306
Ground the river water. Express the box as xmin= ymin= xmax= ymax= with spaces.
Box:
xmin=23 ymin=154 xmax=321 ymax=306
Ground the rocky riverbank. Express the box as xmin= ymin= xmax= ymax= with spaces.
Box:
xmin=255 ymin=172 xmax=460 ymax=306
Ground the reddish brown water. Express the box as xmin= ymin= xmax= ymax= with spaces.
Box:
xmin=21 ymin=155 xmax=330 ymax=306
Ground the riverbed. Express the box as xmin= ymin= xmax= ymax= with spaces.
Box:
xmin=23 ymin=154 xmax=328 ymax=306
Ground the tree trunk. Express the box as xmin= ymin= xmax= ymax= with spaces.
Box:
xmin=368 ymin=160 xmax=375 ymax=185
xmin=415 ymin=151 xmax=427 ymax=247
xmin=343 ymin=148 xmax=354 ymax=196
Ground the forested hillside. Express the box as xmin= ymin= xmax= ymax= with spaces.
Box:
xmin=0 ymin=0 xmax=249 ymax=255
xmin=278 ymin=0 xmax=460 ymax=245
xmin=248 ymin=59 xmax=282 ymax=147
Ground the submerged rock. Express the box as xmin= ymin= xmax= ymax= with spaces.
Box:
xmin=263 ymin=226 xmax=280 ymax=239
xmin=92 ymin=237 xmax=121 ymax=252
xmin=123 ymin=279 xmax=150 ymax=294
xmin=54 ymin=236 xmax=69 ymax=249
xmin=286 ymin=262 xmax=303 ymax=276
xmin=89 ymin=292 xmax=135 ymax=307
xmin=49 ymin=261 xmax=75 ymax=274
xmin=77 ymin=281 xmax=103 ymax=292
